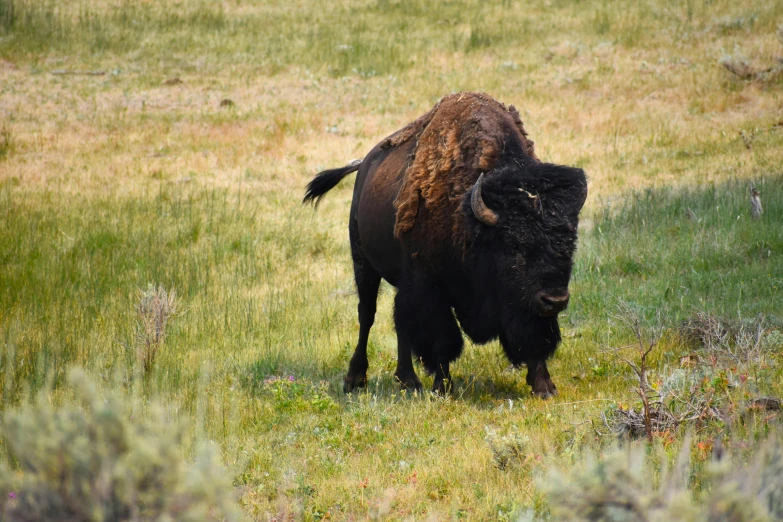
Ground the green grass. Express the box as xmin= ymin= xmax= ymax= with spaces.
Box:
xmin=577 ymin=177 xmax=783 ymax=321
xmin=2 ymin=177 xmax=781 ymax=397
xmin=1 ymin=0 xmax=782 ymax=519
xmin=1 ymin=174 xmax=781 ymax=519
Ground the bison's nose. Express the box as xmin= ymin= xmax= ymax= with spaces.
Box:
xmin=534 ymin=288 xmax=570 ymax=316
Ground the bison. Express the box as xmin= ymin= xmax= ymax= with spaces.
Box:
xmin=303 ymin=92 xmax=587 ymax=398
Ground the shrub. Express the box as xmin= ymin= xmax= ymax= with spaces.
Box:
xmin=679 ymin=312 xmax=775 ymax=372
xmin=538 ymin=433 xmax=783 ymax=522
xmin=485 ymin=426 xmax=532 ymax=471
xmin=0 ymin=369 xmax=239 ymax=522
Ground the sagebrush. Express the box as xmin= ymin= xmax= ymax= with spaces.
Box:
xmin=0 ymin=370 xmax=239 ymax=522
xmin=540 ymin=432 xmax=783 ymax=522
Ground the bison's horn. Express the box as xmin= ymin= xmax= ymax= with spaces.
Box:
xmin=471 ymin=173 xmax=499 ymax=226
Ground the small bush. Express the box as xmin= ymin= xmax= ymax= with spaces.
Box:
xmin=708 ymin=436 xmax=783 ymax=521
xmin=680 ymin=312 xmax=779 ymax=372
xmin=485 ymin=427 xmax=532 ymax=471
xmin=136 ymin=283 xmax=179 ymax=375
xmin=0 ymin=369 xmax=239 ymax=522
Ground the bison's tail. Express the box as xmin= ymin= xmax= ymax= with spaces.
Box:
xmin=303 ymin=159 xmax=362 ymax=207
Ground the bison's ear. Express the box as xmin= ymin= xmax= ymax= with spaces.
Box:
xmin=572 ymin=172 xmax=588 ymax=214
xmin=536 ymin=164 xmax=587 ymax=214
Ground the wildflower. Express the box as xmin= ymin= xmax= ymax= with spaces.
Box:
xmin=288 ymin=375 xmax=295 ymax=382
xmin=8 ymin=492 xmax=16 ymax=499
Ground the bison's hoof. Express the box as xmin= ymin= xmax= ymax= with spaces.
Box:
xmin=395 ymin=373 xmax=423 ymax=392
xmin=432 ymin=378 xmax=451 ymax=396
xmin=343 ymin=373 xmax=367 ymax=393
xmin=532 ymin=385 xmax=558 ymax=400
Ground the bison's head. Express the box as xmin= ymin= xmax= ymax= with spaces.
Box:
xmin=466 ymin=162 xmax=587 ymax=318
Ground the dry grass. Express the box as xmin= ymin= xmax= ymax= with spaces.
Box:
xmin=1 ymin=1 xmax=782 ymax=202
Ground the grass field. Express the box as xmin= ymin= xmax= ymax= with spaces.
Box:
xmin=1 ymin=0 xmax=783 ymax=520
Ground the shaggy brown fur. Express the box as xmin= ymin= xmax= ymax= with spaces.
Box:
xmin=390 ymin=92 xmax=538 ymax=239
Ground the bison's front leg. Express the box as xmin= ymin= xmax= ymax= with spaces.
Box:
xmin=499 ymin=316 xmax=561 ymax=399
xmin=392 ymin=323 xmax=423 ymax=392
xmin=526 ymin=359 xmax=557 ymax=399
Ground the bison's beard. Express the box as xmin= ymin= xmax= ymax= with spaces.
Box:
xmin=499 ymin=314 xmax=562 ymax=367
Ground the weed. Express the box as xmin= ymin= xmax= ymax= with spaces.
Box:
xmin=136 ymin=283 xmax=179 ymax=375
xmin=607 ymin=302 xmax=664 ymax=441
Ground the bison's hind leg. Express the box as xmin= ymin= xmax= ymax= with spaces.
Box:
xmin=343 ymin=241 xmax=382 ymax=393
xmin=394 ymin=274 xmax=463 ymax=394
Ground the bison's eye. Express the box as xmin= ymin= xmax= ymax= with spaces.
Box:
xmin=519 ymin=192 xmax=541 ymax=213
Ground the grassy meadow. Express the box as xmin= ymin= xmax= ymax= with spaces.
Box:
xmin=1 ymin=0 xmax=783 ymax=519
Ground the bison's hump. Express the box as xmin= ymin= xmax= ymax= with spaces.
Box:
xmin=391 ymin=92 xmax=537 ymax=239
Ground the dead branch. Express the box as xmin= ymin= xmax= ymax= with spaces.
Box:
xmin=609 ymin=303 xmax=664 ymax=442
xmin=721 ymin=25 xmax=783 ymax=82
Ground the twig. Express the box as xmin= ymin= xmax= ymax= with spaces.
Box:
xmin=722 ymin=61 xmax=783 ymax=82
xmin=52 ymin=70 xmax=106 ymax=76
xmin=550 ymin=398 xmax=615 ymax=407
xmin=740 ymin=130 xmax=753 ymax=150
